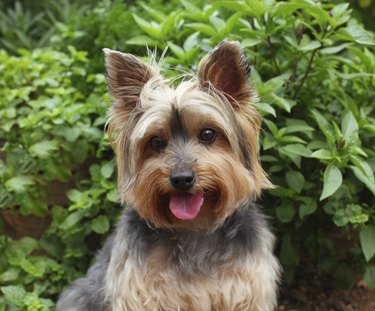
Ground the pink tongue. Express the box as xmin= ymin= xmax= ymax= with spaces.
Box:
xmin=169 ymin=193 xmax=204 ymax=220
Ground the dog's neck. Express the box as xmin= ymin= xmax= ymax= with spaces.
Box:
xmin=116 ymin=200 xmax=266 ymax=277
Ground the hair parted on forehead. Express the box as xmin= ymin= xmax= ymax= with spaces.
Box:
xmin=104 ymin=40 xmax=258 ymax=140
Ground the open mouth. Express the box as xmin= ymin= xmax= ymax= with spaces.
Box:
xmin=169 ymin=193 xmax=204 ymax=220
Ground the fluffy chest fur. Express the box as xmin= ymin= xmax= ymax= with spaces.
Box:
xmin=104 ymin=203 xmax=279 ymax=311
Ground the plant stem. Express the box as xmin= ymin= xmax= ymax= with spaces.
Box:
xmin=292 ymin=25 xmax=329 ymax=100
xmin=285 ymin=54 xmax=301 ymax=94
xmin=266 ymin=36 xmax=281 ymax=75
xmin=292 ymin=49 xmax=317 ymax=100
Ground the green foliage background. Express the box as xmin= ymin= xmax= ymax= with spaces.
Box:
xmin=0 ymin=0 xmax=374 ymax=309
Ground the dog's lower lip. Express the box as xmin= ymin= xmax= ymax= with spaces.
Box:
xmin=169 ymin=193 xmax=204 ymax=220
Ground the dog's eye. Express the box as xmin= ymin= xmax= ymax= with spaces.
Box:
xmin=199 ymin=128 xmax=217 ymax=144
xmin=150 ymin=137 xmax=166 ymax=151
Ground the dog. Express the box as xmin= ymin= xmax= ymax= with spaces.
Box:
xmin=56 ymin=41 xmax=280 ymax=311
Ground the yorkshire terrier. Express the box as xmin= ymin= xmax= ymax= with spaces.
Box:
xmin=56 ymin=41 xmax=280 ymax=311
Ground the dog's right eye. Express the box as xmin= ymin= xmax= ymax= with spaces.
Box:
xmin=150 ymin=137 xmax=166 ymax=151
xmin=199 ymin=128 xmax=217 ymax=144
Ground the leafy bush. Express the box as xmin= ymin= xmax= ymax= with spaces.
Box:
xmin=0 ymin=0 xmax=92 ymax=53
xmin=0 ymin=0 xmax=375 ymax=309
xmin=0 ymin=47 xmax=118 ymax=310
xmin=126 ymin=0 xmax=375 ymax=287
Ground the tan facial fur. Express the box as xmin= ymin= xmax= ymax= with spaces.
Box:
xmin=105 ymin=41 xmax=272 ymax=230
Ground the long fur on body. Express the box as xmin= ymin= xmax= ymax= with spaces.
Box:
xmin=57 ymin=202 xmax=279 ymax=311
xmin=56 ymin=41 xmax=280 ymax=311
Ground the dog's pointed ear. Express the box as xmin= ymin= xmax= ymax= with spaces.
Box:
xmin=103 ymin=48 xmax=159 ymax=112
xmin=198 ymin=41 xmax=255 ymax=107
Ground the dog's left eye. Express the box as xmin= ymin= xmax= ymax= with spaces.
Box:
xmin=150 ymin=137 xmax=166 ymax=151
xmin=199 ymin=128 xmax=217 ymax=144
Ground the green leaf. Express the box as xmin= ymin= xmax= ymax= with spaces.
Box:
xmin=161 ymin=11 xmax=178 ymax=35
xmin=350 ymin=157 xmax=374 ymax=181
xmin=244 ymin=0 xmax=265 ymax=17
xmin=341 ymin=26 xmax=375 ymax=46
xmin=341 ymin=111 xmax=358 ymax=140
xmin=254 ymin=102 xmax=276 ymax=117
xmin=333 ymin=209 xmax=349 ymax=227
xmin=89 ymin=164 xmax=101 ymax=180
xmin=364 ymin=266 xmax=375 ymax=288
xmin=29 ymin=140 xmax=58 ymax=158
xmin=320 ymin=43 xmax=351 ymax=54
xmin=280 ymin=144 xmax=311 ymax=157
xmin=285 ymin=119 xmax=314 ymax=133
xmin=299 ymin=40 xmax=321 ymax=52
xmin=67 ymin=189 xmax=84 ymax=203
xmin=363 ymin=124 xmax=375 ymax=135
xmin=212 ymin=1 xmax=249 ymax=12
xmin=360 ymin=225 xmax=375 ymax=262
xmin=60 ymin=211 xmax=84 ymax=230
xmin=5 ymin=238 xmax=38 ymax=265
xmin=55 ymin=127 xmax=80 ymax=142
xmin=350 ymin=166 xmax=375 ymax=196
xmin=353 ymin=147 xmax=368 ymax=158
xmin=303 ymin=5 xmax=331 ymax=26
xmin=72 ymin=140 xmax=89 ymax=163
xmin=280 ymin=234 xmax=298 ymax=265
xmin=101 ymin=160 xmax=115 ymax=179
xmin=279 ymin=135 xmax=306 ymax=144
xmin=346 ymin=204 xmax=369 ymax=224
xmin=106 ymin=188 xmax=118 ymax=203
xmin=260 ymin=155 xmax=278 ymax=162
xmin=241 ymin=38 xmax=261 ymax=48
xmin=311 ymin=109 xmax=335 ymax=144
xmin=331 ymin=3 xmax=350 ymax=18
xmin=1 ymin=286 xmax=25 ymax=307
xmin=263 ymin=75 xmax=288 ymax=93
xmin=286 ymin=171 xmax=305 ymax=194
xmin=263 ymin=119 xmax=278 ymax=136
xmin=91 ymin=216 xmax=109 ymax=234
xmin=183 ymin=32 xmax=200 ymax=51
xmin=186 ymin=23 xmax=217 ymax=36
xmin=140 ymin=3 xmax=166 ymax=23
xmin=270 ymin=93 xmax=295 ymax=113
xmin=310 ymin=149 xmax=332 ymax=160
xmin=276 ymin=204 xmax=295 ymax=223
xmin=181 ymin=0 xmax=201 ymax=13
xmin=20 ymin=257 xmax=47 ymax=277
xmin=0 ymin=268 xmax=19 ymax=283
xmin=168 ymin=42 xmax=186 ymax=59
xmin=126 ymin=35 xmax=158 ymax=47
xmin=263 ymin=134 xmax=277 ymax=150
xmin=132 ymin=13 xmax=162 ymax=40
xmin=320 ymin=165 xmax=342 ymax=201
xmin=5 ymin=176 xmax=34 ymax=193
xmin=299 ymin=201 xmax=317 ymax=219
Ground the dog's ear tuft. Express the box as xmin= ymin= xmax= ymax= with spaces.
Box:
xmin=103 ymin=48 xmax=158 ymax=112
xmin=198 ymin=41 xmax=255 ymax=107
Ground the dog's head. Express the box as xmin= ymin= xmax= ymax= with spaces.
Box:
xmin=104 ymin=41 xmax=271 ymax=229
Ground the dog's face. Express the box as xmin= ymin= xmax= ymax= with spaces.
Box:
xmin=104 ymin=41 xmax=271 ymax=229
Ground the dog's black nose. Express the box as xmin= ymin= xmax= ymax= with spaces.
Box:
xmin=170 ymin=170 xmax=196 ymax=191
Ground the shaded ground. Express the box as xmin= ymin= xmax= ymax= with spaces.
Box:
xmin=278 ymin=271 xmax=375 ymax=311
xmin=279 ymin=283 xmax=375 ymax=311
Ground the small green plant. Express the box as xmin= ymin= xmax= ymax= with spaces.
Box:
xmin=0 ymin=1 xmax=90 ymax=54
xmin=0 ymin=47 xmax=119 ymax=310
